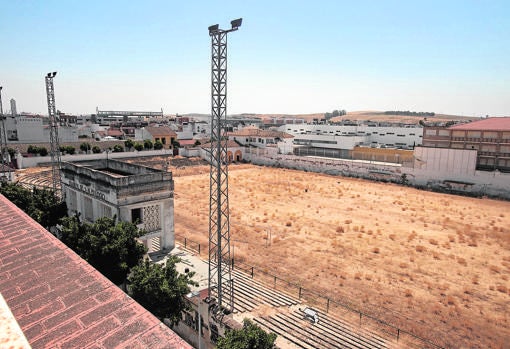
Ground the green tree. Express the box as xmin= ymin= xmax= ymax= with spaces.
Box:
xmin=154 ymin=140 xmax=163 ymax=150
xmin=124 ymin=138 xmax=134 ymax=149
xmin=0 ymin=182 xmax=67 ymax=229
xmin=171 ymin=139 xmax=180 ymax=148
xmin=92 ymin=145 xmax=101 ymax=153
xmin=38 ymin=147 xmax=48 ymax=156
xmin=217 ymin=319 xmax=277 ymax=349
xmin=128 ymin=256 xmax=197 ymax=325
xmin=59 ymin=216 xmax=147 ymax=284
xmin=7 ymin=147 xmax=16 ymax=158
xmin=193 ymin=140 xmax=201 ymax=147
xmin=60 ymin=146 xmax=75 ymax=155
xmin=112 ymin=144 xmax=124 ymax=152
xmin=144 ymin=139 xmax=153 ymax=150
xmin=27 ymin=145 xmax=38 ymax=154
xmin=80 ymin=142 xmax=91 ymax=153
xmin=134 ymin=142 xmax=144 ymax=151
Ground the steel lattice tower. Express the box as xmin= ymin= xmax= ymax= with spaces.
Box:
xmin=207 ymin=19 xmax=242 ymax=315
xmin=0 ymin=86 xmax=8 ymax=180
xmin=45 ymin=72 xmax=63 ymax=199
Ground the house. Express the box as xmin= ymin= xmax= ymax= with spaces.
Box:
xmin=228 ymin=127 xmax=293 ymax=148
xmin=200 ymin=140 xmax=244 ymax=163
xmin=135 ymin=126 xmax=177 ymax=149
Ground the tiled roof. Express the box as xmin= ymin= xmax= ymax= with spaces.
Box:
xmin=0 ymin=194 xmax=192 ymax=349
xmin=448 ymin=117 xmax=510 ymax=131
xmin=201 ymin=140 xmax=242 ymax=149
xmin=147 ymin=126 xmax=178 ymax=137
xmin=228 ymin=128 xmax=293 ymax=139
xmin=107 ymin=129 xmax=124 ymax=137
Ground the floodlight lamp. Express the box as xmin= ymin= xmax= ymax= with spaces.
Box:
xmin=208 ymin=24 xmax=219 ymax=33
xmin=52 ymin=72 xmax=57 ymax=77
xmin=46 ymin=73 xmax=51 ymax=78
xmin=0 ymin=86 xmax=2 ymax=91
xmin=231 ymin=18 xmax=242 ymax=29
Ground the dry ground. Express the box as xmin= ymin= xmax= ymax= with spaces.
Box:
xmin=174 ymin=165 xmax=510 ymax=348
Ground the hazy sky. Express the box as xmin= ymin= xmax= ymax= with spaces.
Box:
xmin=1 ymin=0 xmax=509 ymax=116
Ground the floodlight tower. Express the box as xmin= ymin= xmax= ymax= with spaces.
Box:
xmin=45 ymin=72 xmax=63 ymax=199
xmin=207 ymin=18 xmax=242 ymax=316
xmin=0 ymin=86 xmax=9 ymax=179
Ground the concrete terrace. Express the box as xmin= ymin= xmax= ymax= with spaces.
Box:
xmin=167 ymin=246 xmax=403 ymax=349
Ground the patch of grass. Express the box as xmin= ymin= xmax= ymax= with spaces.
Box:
xmin=416 ymin=245 xmax=426 ymax=253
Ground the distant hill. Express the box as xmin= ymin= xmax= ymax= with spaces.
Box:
xmin=330 ymin=111 xmax=478 ymax=124
xmin=182 ymin=111 xmax=479 ymax=125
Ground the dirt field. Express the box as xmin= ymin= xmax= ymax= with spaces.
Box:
xmin=174 ymin=165 xmax=510 ymax=348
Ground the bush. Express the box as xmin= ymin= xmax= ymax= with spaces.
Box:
xmin=7 ymin=147 xmax=16 ymax=158
xmin=92 ymin=146 xmax=101 ymax=154
xmin=112 ymin=144 xmax=124 ymax=153
xmin=27 ymin=145 xmax=38 ymax=154
xmin=154 ymin=140 xmax=163 ymax=150
xmin=143 ymin=139 xmax=153 ymax=150
xmin=134 ymin=143 xmax=143 ymax=151
xmin=124 ymin=139 xmax=134 ymax=149
xmin=80 ymin=142 xmax=91 ymax=152
xmin=38 ymin=147 xmax=48 ymax=156
xmin=60 ymin=145 xmax=75 ymax=155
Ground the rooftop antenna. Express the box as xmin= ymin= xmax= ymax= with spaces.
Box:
xmin=207 ymin=17 xmax=242 ymax=316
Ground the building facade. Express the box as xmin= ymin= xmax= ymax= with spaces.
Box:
xmin=61 ymin=159 xmax=175 ymax=252
xmin=422 ymin=117 xmax=510 ymax=171
xmin=280 ymin=123 xmax=423 ymax=150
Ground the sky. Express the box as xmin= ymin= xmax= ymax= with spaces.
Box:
xmin=1 ymin=0 xmax=509 ymax=117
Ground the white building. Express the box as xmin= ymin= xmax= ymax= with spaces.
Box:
xmin=280 ymin=123 xmax=423 ymax=150
xmin=228 ymin=127 xmax=294 ymax=148
xmin=61 ymin=159 xmax=175 ymax=253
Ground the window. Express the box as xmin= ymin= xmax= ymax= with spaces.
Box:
xmin=132 ymin=208 xmax=142 ymax=224
xmin=84 ymin=196 xmax=93 ymax=221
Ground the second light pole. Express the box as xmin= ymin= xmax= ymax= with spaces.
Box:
xmin=207 ymin=18 xmax=242 ymax=316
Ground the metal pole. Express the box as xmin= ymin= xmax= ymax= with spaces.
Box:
xmin=207 ymin=19 xmax=241 ymax=316
xmin=45 ymin=72 xmax=64 ymax=200
xmin=0 ymin=87 xmax=8 ymax=180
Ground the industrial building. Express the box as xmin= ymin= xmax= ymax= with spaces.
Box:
xmin=60 ymin=159 xmax=175 ymax=253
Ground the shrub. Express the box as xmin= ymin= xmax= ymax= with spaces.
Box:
xmin=112 ymin=144 xmax=124 ymax=153
xmin=134 ymin=142 xmax=143 ymax=151
xmin=38 ymin=147 xmax=48 ymax=156
xmin=416 ymin=245 xmax=426 ymax=252
xmin=80 ymin=142 xmax=91 ymax=152
xmin=154 ymin=140 xmax=163 ymax=150
xmin=143 ymin=139 xmax=153 ymax=150
xmin=92 ymin=146 xmax=101 ymax=154
xmin=27 ymin=145 xmax=38 ymax=154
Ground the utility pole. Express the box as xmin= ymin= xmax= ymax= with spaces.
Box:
xmin=0 ymin=86 xmax=8 ymax=180
xmin=45 ymin=72 xmax=63 ymax=200
xmin=207 ymin=18 xmax=242 ymax=316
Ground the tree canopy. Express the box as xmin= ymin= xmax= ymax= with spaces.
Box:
xmin=59 ymin=215 xmax=147 ymax=284
xmin=128 ymin=256 xmax=197 ymax=325
xmin=0 ymin=182 xmax=67 ymax=229
xmin=154 ymin=139 xmax=163 ymax=150
xmin=216 ymin=319 xmax=277 ymax=349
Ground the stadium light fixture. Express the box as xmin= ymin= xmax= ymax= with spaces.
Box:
xmin=230 ymin=18 xmax=242 ymax=29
